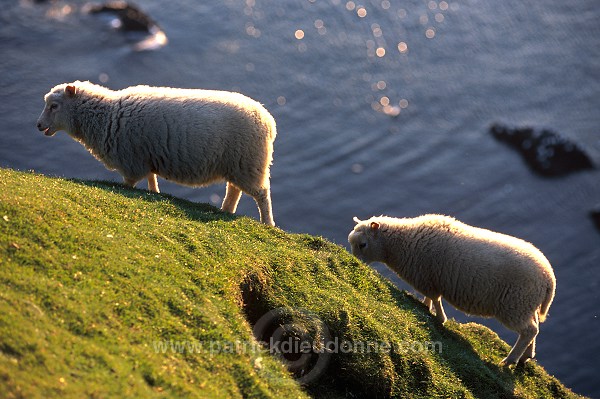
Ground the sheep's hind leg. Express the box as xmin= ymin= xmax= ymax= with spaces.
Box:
xmin=222 ymin=182 xmax=242 ymax=213
xmin=147 ymin=173 xmax=160 ymax=193
xmin=253 ymin=187 xmax=275 ymax=226
xmin=521 ymin=339 xmax=536 ymax=364
xmin=500 ymin=318 xmax=539 ymax=366
xmin=519 ymin=312 xmax=539 ymax=364
xmin=432 ymin=296 xmax=447 ymax=324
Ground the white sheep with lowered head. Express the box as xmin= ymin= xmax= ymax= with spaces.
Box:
xmin=36 ymin=81 xmax=277 ymax=225
xmin=348 ymin=214 xmax=556 ymax=366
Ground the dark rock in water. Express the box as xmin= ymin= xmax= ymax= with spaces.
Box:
xmin=87 ymin=1 xmax=159 ymax=33
xmin=591 ymin=209 xmax=600 ymax=233
xmin=86 ymin=1 xmax=168 ymax=50
xmin=490 ymin=123 xmax=595 ymax=177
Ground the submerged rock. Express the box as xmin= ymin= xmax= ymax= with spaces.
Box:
xmin=86 ymin=1 xmax=167 ymax=50
xmin=88 ymin=1 xmax=156 ymax=32
xmin=591 ymin=209 xmax=600 ymax=233
xmin=490 ymin=123 xmax=595 ymax=177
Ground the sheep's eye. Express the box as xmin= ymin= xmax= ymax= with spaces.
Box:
xmin=359 ymin=243 xmax=367 ymax=249
xmin=49 ymin=103 xmax=58 ymax=110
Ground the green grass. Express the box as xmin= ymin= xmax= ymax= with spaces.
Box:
xmin=0 ymin=168 xmax=583 ymax=398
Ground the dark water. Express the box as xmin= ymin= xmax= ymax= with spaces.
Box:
xmin=1 ymin=0 xmax=599 ymax=396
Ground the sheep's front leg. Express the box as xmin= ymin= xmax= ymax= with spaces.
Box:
xmin=423 ymin=297 xmax=433 ymax=313
xmin=147 ymin=173 xmax=160 ymax=193
xmin=222 ymin=182 xmax=242 ymax=213
xmin=432 ymin=296 xmax=447 ymax=324
xmin=123 ymin=177 xmax=139 ymax=188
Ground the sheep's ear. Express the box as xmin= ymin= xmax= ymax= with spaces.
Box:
xmin=65 ymin=85 xmax=76 ymax=97
xmin=370 ymin=222 xmax=380 ymax=230
xmin=353 ymin=216 xmax=362 ymax=224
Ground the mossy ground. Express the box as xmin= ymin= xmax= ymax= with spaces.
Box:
xmin=0 ymin=168 xmax=583 ymax=398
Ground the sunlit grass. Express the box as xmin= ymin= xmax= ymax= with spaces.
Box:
xmin=0 ymin=168 xmax=583 ymax=398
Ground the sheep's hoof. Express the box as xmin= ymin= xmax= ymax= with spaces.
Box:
xmin=436 ymin=315 xmax=447 ymax=325
xmin=499 ymin=357 xmax=518 ymax=367
xmin=517 ymin=357 xmax=533 ymax=366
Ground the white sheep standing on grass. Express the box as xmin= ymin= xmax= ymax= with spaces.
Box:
xmin=348 ymin=214 xmax=556 ymax=366
xmin=36 ymin=81 xmax=277 ymax=225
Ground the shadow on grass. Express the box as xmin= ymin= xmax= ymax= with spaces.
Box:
xmin=384 ymin=282 xmax=520 ymax=399
xmin=71 ymin=178 xmax=238 ymax=224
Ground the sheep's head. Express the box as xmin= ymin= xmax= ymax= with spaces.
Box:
xmin=348 ymin=216 xmax=385 ymax=264
xmin=37 ymin=83 xmax=77 ymax=137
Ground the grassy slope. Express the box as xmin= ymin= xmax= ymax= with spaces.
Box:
xmin=0 ymin=168 xmax=582 ymax=399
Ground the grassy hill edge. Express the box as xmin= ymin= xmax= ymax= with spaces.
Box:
xmin=0 ymin=168 xmax=583 ymax=398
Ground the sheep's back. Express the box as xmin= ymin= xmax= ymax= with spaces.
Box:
xmin=428 ymin=222 xmax=554 ymax=315
xmin=112 ymin=88 xmax=274 ymax=184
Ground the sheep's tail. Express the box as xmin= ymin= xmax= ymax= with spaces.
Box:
xmin=538 ymin=280 xmax=555 ymax=323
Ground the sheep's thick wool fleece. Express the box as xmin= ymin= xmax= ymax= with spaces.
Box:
xmin=357 ymin=215 xmax=555 ymax=323
xmin=55 ymin=82 xmax=276 ymax=187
